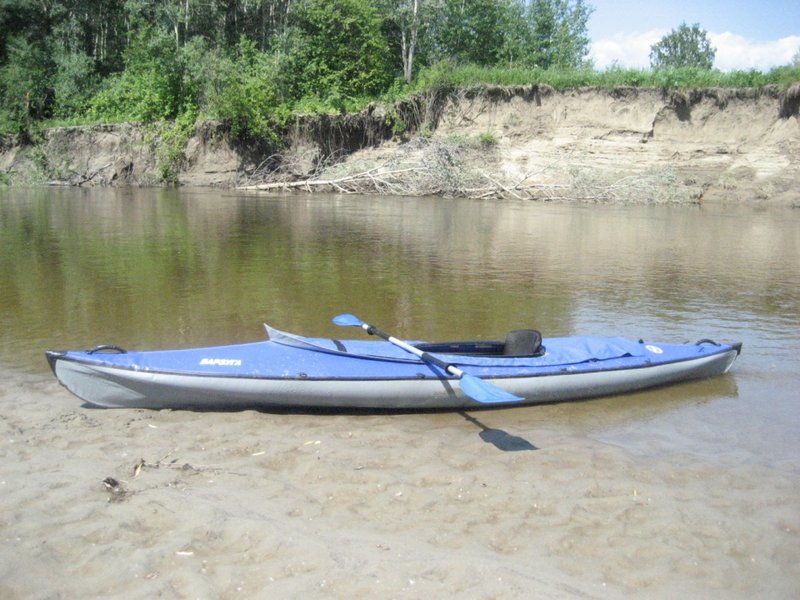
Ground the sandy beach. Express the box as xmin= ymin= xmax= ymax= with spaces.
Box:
xmin=1 ymin=364 xmax=797 ymax=599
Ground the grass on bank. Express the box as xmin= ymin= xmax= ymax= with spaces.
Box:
xmin=27 ymin=63 xmax=800 ymax=133
xmin=408 ymin=63 xmax=800 ymax=94
xmin=290 ymin=63 xmax=800 ymax=123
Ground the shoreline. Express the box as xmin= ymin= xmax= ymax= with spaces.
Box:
xmin=2 ymin=364 xmax=798 ymax=598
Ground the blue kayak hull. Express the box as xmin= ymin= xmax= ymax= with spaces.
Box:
xmin=46 ymin=328 xmax=741 ymax=410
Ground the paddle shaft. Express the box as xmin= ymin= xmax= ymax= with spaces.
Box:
xmin=360 ymin=323 xmax=465 ymax=378
xmin=333 ymin=312 xmax=523 ymax=403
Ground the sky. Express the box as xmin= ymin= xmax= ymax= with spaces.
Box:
xmin=588 ymin=0 xmax=800 ymax=71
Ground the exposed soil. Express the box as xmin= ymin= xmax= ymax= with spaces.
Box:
xmin=320 ymin=84 xmax=800 ymax=205
xmin=1 ymin=84 xmax=798 ymax=205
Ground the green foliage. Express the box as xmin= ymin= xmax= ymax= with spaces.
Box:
xmin=0 ymin=35 xmax=53 ymax=134
xmin=209 ymin=37 xmax=292 ymax=141
xmin=88 ymin=71 xmax=173 ymax=123
xmin=52 ymin=51 xmax=99 ymax=118
xmin=478 ymin=131 xmax=497 ymax=147
xmin=412 ymin=62 xmax=596 ymax=90
xmin=434 ymin=0 xmax=507 ymax=65
xmin=87 ymin=30 xmax=182 ymax=122
xmin=177 ymin=37 xmax=231 ymax=117
xmin=411 ymin=62 xmax=799 ymax=92
xmin=290 ymin=0 xmax=394 ymax=102
xmin=411 ymin=59 xmax=458 ymax=92
xmin=292 ymin=93 xmax=373 ymax=116
xmin=426 ymin=0 xmax=592 ymax=70
xmin=521 ymin=0 xmax=593 ymax=69
xmin=391 ymin=116 xmax=407 ymax=136
xmin=0 ymin=0 xmax=797 ymax=145
xmin=767 ymin=64 xmax=800 ymax=88
xmin=650 ymin=22 xmax=716 ymax=70
xmin=157 ymin=106 xmax=199 ymax=182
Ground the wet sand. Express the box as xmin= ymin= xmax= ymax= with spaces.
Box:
xmin=1 ymin=367 xmax=798 ymax=599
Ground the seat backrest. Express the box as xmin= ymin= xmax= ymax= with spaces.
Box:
xmin=503 ymin=329 xmax=543 ymax=357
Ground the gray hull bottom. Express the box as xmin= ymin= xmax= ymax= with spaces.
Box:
xmin=52 ymin=349 xmax=739 ymax=410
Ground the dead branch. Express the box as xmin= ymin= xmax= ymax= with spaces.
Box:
xmin=239 ymin=165 xmax=430 ymax=194
xmin=236 ymin=135 xmax=693 ymax=204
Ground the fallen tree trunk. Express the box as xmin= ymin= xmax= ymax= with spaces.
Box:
xmin=239 ymin=166 xmax=428 ymax=194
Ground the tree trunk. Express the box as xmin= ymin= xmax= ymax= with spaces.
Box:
xmin=401 ymin=0 xmax=419 ymax=83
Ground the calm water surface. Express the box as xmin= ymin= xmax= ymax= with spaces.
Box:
xmin=1 ymin=187 xmax=798 ymax=468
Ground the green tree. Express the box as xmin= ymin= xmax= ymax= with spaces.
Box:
xmin=433 ymin=0 xmax=507 ymax=65
xmin=525 ymin=0 xmax=593 ymax=68
xmin=382 ymin=0 xmax=425 ymax=83
xmin=0 ymin=35 xmax=53 ymax=133
xmin=49 ymin=0 xmax=127 ymax=76
xmin=289 ymin=0 xmax=394 ymax=103
xmin=650 ymin=22 xmax=716 ymax=70
xmin=51 ymin=49 xmax=98 ymax=117
xmin=428 ymin=0 xmax=593 ymax=70
xmin=178 ymin=37 xmax=233 ymax=116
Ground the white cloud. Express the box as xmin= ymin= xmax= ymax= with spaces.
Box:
xmin=590 ymin=30 xmax=666 ymax=70
xmin=591 ymin=31 xmax=800 ymax=71
xmin=711 ymin=33 xmax=800 ymax=71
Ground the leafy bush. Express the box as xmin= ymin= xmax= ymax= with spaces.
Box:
xmin=157 ymin=105 xmax=199 ymax=182
xmin=410 ymin=60 xmax=458 ymax=92
xmin=210 ymin=37 xmax=292 ymax=141
xmin=478 ymin=132 xmax=497 ymax=146
xmin=87 ymin=30 xmax=182 ymax=122
xmin=768 ymin=65 xmax=800 ymax=88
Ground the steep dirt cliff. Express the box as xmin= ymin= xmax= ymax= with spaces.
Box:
xmin=324 ymin=84 xmax=800 ymax=205
xmin=1 ymin=85 xmax=798 ymax=205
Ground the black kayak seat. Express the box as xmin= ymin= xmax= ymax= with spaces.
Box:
xmin=504 ymin=329 xmax=544 ymax=357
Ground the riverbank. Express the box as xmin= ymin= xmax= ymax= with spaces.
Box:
xmin=1 ymin=85 xmax=799 ymax=205
xmin=2 ymin=364 xmax=798 ymax=599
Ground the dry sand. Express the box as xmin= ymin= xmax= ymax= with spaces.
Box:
xmin=1 ymin=365 xmax=798 ymax=599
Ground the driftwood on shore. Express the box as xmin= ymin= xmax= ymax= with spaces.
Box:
xmin=237 ymin=137 xmax=695 ymax=204
xmin=241 ymin=166 xmax=431 ymax=195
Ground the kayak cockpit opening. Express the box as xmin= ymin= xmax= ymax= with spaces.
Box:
xmin=416 ymin=329 xmax=545 ymax=358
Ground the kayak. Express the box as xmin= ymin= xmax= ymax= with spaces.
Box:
xmin=46 ymin=322 xmax=742 ymax=410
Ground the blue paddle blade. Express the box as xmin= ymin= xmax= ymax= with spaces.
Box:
xmin=459 ymin=373 xmax=524 ymax=404
xmin=332 ymin=313 xmax=365 ymax=327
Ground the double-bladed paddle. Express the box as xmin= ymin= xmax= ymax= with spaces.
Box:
xmin=332 ymin=313 xmax=524 ymax=404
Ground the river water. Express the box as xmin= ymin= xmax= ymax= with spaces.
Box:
xmin=1 ymin=187 xmax=798 ymax=597
xmin=2 ymin=187 xmax=798 ymax=462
